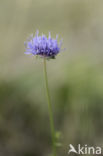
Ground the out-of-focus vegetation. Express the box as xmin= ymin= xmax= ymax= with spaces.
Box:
xmin=0 ymin=0 xmax=103 ymax=156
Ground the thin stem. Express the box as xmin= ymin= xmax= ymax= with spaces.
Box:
xmin=43 ymin=58 xmax=56 ymax=156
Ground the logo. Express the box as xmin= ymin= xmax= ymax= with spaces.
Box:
xmin=68 ymin=144 xmax=102 ymax=155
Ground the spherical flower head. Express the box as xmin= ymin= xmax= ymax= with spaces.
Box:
xmin=24 ymin=30 xmax=63 ymax=59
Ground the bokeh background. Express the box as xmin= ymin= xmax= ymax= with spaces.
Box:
xmin=0 ymin=0 xmax=103 ymax=156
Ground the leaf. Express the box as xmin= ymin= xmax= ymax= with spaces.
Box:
xmin=55 ymin=131 xmax=62 ymax=139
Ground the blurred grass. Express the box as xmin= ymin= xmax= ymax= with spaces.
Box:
xmin=0 ymin=0 xmax=103 ymax=156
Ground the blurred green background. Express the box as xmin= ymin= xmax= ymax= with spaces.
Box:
xmin=0 ymin=0 xmax=103 ymax=155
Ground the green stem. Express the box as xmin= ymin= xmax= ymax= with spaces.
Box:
xmin=43 ymin=58 xmax=57 ymax=156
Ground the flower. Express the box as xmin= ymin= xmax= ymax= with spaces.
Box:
xmin=24 ymin=30 xmax=62 ymax=59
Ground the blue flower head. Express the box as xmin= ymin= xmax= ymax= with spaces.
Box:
xmin=24 ymin=30 xmax=63 ymax=59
